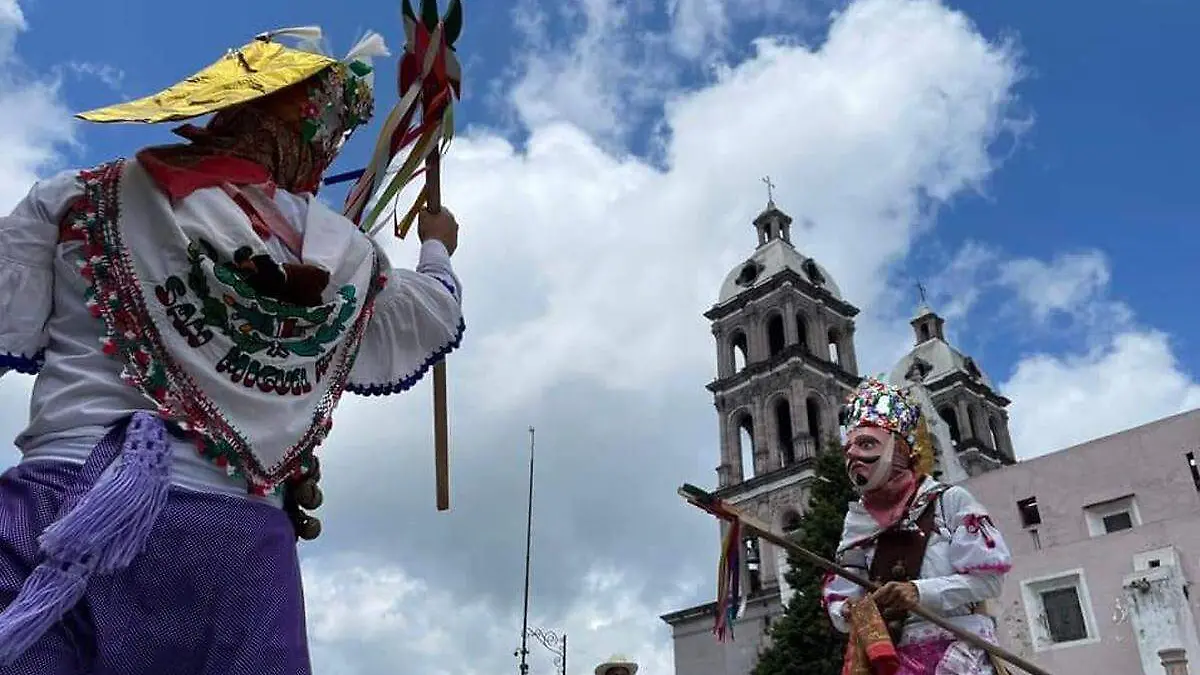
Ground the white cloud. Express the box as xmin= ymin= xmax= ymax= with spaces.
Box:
xmin=0 ymin=0 xmax=73 ymax=463
xmin=61 ymin=61 xmax=126 ymax=93
xmin=920 ymin=243 xmax=1200 ymax=460
xmin=309 ymin=0 xmax=1025 ymax=666
xmin=998 ymin=250 xmax=1118 ymax=324
xmin=448 ymin=0 xmax=1023 ymax=415
xmin=668 ymin=0 xmax=730 ymax=60
xmin=667 ymin=0 xmax=832 ymax=62
xmin=0 ymin=0 xmax=75 ymax=211
xmin=986 ymin=249 xmax=1200 ymax=459
xmin=507 ymin=0 xmax=678 ymax=144
xmin=1004 ymin=331 xmax=1200 ymax=458
xmin=303 ymin=555 xmax=695 ymax=675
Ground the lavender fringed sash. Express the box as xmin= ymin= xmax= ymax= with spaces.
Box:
xmin=0 ymin=412 xmax=170 ymax=665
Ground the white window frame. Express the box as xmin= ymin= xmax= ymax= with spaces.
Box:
xmin=1019 ymin=568 xmax=1101 ymax=652
xmin=1083 ymin=495 xmax=1140 ymax=537
xmin=1133 ymin=546 xmax=1180 ymax=572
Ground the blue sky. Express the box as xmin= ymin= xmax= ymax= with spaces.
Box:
xmin=3 ymin=0 xmax=1200 ymax=671
xmin=930 ymin=0 xmax=1200 ymax=372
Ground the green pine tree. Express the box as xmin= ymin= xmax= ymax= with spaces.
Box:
xmin=752 ymin=440 xmax=857 ymax=675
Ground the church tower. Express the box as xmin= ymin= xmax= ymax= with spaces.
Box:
xmin=703 ymin=191 xmax=861 ymax=602
xmin=887 ymin=302 xmax=1017 ymax=477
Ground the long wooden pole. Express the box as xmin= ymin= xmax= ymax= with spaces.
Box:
xmin=678 ymin=484 xmax=1052 ymax=675
xmin=425 ymin=146 xmax=450 ymax=512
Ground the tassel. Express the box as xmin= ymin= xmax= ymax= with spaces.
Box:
xmin=0 ymin=564 xmax=88 ymax=664
xmin=344 ymin=31 xmax=391 ymax=90
xmin=38 ymin=412 xmax=170 ymax=574
xmin=345 ymin=31 xmax=391 ymax=64
xmin=0 ymin=413 xmax=171 ymax=665
xmin=713 ymin=519 xmax=742 ymax=642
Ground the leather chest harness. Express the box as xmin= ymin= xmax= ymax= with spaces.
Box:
xmin=868 ymin=488 xmax=945 ymax=642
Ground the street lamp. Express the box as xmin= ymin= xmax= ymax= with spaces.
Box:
xmin=528 ymin=627 xmax=567 ymax=675
xmin=512 ymin=427 xmax=569 ymax=674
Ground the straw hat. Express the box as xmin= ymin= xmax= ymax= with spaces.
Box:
xmin=595 ymin=655 xmax=638 ymax=675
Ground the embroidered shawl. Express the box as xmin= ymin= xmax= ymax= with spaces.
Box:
xmin=65 ymin=159 xmax=383 ymax=494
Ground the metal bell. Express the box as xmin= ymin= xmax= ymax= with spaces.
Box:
xmin=293 ymin=479 xmax=323 ymax=510
xmin=296 ymin=514 xmax=322 ymax=541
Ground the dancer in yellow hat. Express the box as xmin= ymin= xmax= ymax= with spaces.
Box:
xmin=0 ymin=25 xmax=464 ymax=673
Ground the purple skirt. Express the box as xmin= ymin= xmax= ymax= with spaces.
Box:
xmin=0 ymin=431 xmax=311 ymax=674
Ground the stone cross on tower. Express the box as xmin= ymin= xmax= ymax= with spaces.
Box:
xmin=916 ymin=280 xmax=929 ymax=305
xmin=761 ymin=175 xmax=776 ymax=207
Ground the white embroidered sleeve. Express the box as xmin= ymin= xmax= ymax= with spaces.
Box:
xmin=913 ymin=486 xmax=1012 ymax=614
xmin=346 ymin=240 xmax=464 ymax=396
xmin=824 ymin=543 xmax=868 ymax=633
xmin=0 ymin=170 xmax=83 ymax=378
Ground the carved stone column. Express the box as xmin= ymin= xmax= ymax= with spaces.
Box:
xmin=752 ymin=395 xmax=770 ymax=476
xmin=956 ymin=399 xmax=973 ymax=441
xmin=840 ymin=323 xmax=859 ymax=375
xmin=716 ymin=407 xmax=733 ymax=486
xmin=784 ymin=298 xmax=798 ymax=346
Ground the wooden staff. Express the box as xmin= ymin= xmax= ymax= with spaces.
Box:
xmin=425 ymin=137 xmax=450 ymax=512
xmin=678 ymin=484 xmax=1052 ymax=675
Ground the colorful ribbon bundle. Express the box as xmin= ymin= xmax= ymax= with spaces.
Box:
xmin=342 ymin=0 xmax=462 ymax=237
xmin=713 ymin=517 xmax=743 ymax=641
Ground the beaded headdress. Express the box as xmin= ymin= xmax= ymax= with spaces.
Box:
xmin=842 ymin=377 xmax=935 ymax=476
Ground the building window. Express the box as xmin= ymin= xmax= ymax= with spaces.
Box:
xmin=1102 ymin=512 xmax=1133 ymax=534
xmin=745 ymin=537 xmax=763 ymax=594
xmin=1084 ymin=495 xmax=1140 ymax=538
xmin=1017 ymin=497 xmax=1041 ymax=527
xmin=781 ymin=510 xmax=802 ymax=536
xmin=1020 ymin=569 xmax=1100 ymax=651
xmin=1187 ymin=452 xmax=1200 ymax=491
xmin=767 ymin=314 xmax=786 ymax=357
xmin=1133 ymin=546 xmax=1179 ymax=572
xmin=939 ymin=407 xmax=961 ymax=447
xmin=1041 ymin=587 xmax=1088 ymax=643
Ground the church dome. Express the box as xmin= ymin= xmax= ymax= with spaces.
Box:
xmin=888 ymin=306 xmax=994 ymax=389
xmin=889 ymin=338 xmax=995 ymax=389
xmin=717 ymin=238 xmax=843 ymax=305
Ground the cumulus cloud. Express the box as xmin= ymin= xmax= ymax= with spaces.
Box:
xmin=0 ymin=0 xmax=76 ymax=210
xmin=302 ymin=0 xmax=1027 ymax=670
xmin=998 ymin=250 xmax=1127 ymax=327
xmin=921 ymin=242 xmax=1200 ymax=461
xmin=1004 ymin=331 xmax=1200 ymax=458
xmin=991 ymin=251 xmax=1199 ymax=458
xmin=303 ymin=555 xmax=696 ymax=674
xmin=507 ymin=0 xmax=679 ymax=144
xmin=453 ymin=0 xmax=1024 ymax=416
xmin=0 ymin=0 xmax=75 ymax=465
xmin=666 ymin=0 xmax=834 ymax=62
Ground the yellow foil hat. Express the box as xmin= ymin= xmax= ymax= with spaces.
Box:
xmin=76 ymin=31 xmax=341 ymax=124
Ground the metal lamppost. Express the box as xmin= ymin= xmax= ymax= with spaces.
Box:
xmin=516 ymin=426 xmax=536 ymax=674
xmin=512 ymin=426 xmax=569 ymax=675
